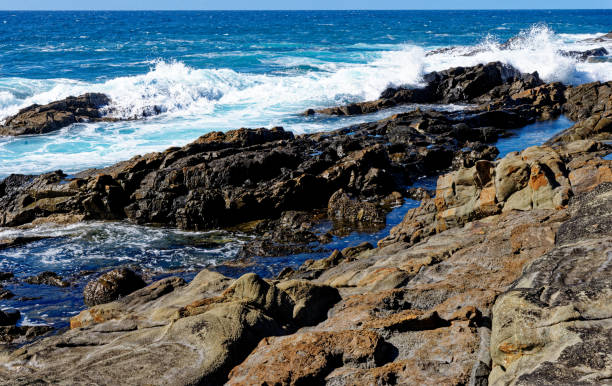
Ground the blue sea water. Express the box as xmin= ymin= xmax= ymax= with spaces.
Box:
xmin=0 ymin=10 xmax=611 ymax=176
xmin=0 ymin=10 xmax=611 ymax=329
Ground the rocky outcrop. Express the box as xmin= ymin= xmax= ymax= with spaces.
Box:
xmin=381 ymin=140 xmax=611 ymax=247
xmin=0 ymin=271 xmax=340 ymax=385
xmin=0 ymin=93 xmax=113 ymax=136
xmin=0 ymin=110 xmax=511 ymax=234
xmin=227 ymin=190 xmax=572 ymax=385
xmin=581 ymin=30 xmax=612 ymax=43
xmin=489 ymin=183 xmax=612 ymax=385
xmin=83 ymin=268 xmax=147 ymax=306
xmin=547 ymin=80 xmax=612 ymax=143
xmin=314 ymin=62 xmax=543 ymax=116
xmin=562 ymin=47 xmax=608 ymax=61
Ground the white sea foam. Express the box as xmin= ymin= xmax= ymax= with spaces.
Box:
xmin=0 ymin=221 xmax=247 ymax=272
xmin=0 ymin=24 xmax=611 ymax=176
xmin=424 ymin=25 xmax=612 ymax=84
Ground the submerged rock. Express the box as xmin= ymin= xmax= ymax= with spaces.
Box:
xmin=0 ymin=287 xmax=15 ymax=300
xmin=0 ymin=93 xmax=113 ymax=136
xmin=83 ymin=268 xmax=147 ymax=306
xmin=24 ymin=271 xmax=69 ymax=287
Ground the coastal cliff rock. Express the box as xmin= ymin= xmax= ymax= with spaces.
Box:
xmin=1 ymin=61 xmax=612 ymax=385
xmin=0 ymin=93 xmax=113 ymax=136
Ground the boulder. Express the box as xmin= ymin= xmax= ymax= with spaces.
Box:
xmin=83 ymin=268 xmax=147 ymax=306
xmin=0 ymin=309 xmax=20 ymax=326
xmin=0 ymin=93 xmax=113 ymax=136
xmin=276 ymin=280 xmax=341 ymax=326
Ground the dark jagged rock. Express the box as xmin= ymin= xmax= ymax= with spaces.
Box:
xmin=580 ymin=30 xmax=612 ymax=43
xmin=24 ymin=271 xmax=69 ymax=287
xmin=83 ymin=268 xmax=147 ymax=306
xmin=0 ymin=271 xmax=14 ymax=281
xmin=562 ymin=47 xmax=608 ymax=61
xmin=548 ymin=80 xmax=612 ymax=143
xmin=0 ymin=236 xmax=48 ymax=251
xmin=0 ymin=114 xmax=513 ymax=232
xmin=0 ymin=93 xmax=113 ymax=136
xmin=313 ymin=62 xmax=543 ymax=116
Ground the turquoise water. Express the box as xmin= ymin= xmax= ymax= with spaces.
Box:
xmin=1 ymin=10 xmax=611 ymax=176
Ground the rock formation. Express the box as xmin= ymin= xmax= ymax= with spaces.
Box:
xmin=0 ymin=93 xmax=113 ymax=136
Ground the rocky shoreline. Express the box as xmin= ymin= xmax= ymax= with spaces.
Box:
xmin=1 ymin=61 xmax=611 ymax=385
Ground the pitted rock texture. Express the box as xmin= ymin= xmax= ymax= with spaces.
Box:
xmin=489 ymin=183 xmax=612 ymax=385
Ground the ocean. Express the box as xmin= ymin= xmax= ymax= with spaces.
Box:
xmin=1 ymin=10 xmax=611 ymax=176
xmin=0 ymin=10 xmax=610 ymax=328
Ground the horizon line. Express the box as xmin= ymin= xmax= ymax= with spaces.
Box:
xmin=1 ymin=8 xmax=610 ymax=11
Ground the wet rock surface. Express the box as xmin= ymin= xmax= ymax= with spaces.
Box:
xmin=313 ymin=61 xmax=545 ymax=116
xmin=0 ymin=112 xmax=523 ymax=236
xmin=83 ymin=268 xmax=147 ymax=306
xmin=0 ymin=93 xmax=113 ymax=136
